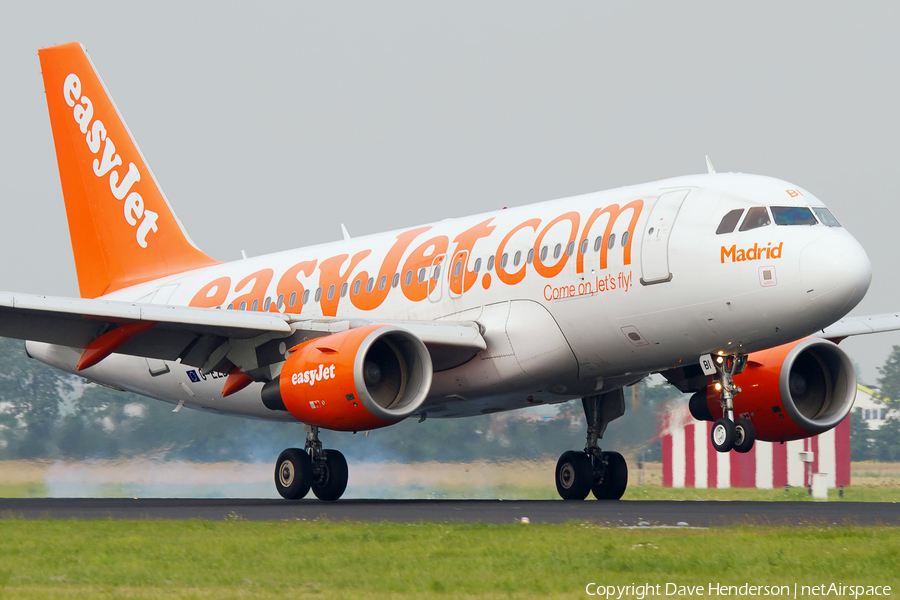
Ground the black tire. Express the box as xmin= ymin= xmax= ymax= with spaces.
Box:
xmin=312 ymin=449 xmax=349 ymax=501
xmin=733 ymin=418 xmax=755 ymax=453
xmin=555 ymin=450 xmax=592 ymax=500
xmin=689 ymin=391 xmax=713 ymax=422
xmin=592 ymin=451 xmax=628 ymax=500
xmin=711 ymin=418 xmax=736 ymax=453
xmin=275 ymin=448 xmax=312 ymax=500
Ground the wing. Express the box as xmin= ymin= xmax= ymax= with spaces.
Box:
xmin=814 ymin=313 xmax=900 ymax=342
xmin=0 ymin=291 xmax=485 ymax=379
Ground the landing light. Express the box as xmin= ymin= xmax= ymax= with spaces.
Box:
xmin=714 ymin=382 xmax=722 ymax=391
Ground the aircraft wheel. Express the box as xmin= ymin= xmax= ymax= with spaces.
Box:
xmin=312 ymin=449 xmax=349 ymax=501
xmin=555 ymin=450 xmax=592 ymax=500
xmin=275 ymin=448 xmax=312 ymax=500
xmin=592 ymin=451 xmax=628 ymax=500
xmin=733 ymin=418 xmax=756 ymax=453
xmin=711 ymin=418 xmax=736 ymax=453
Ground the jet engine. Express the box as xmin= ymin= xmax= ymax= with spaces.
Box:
xmin=261 ymin=324 xmax=433 ymax=431
xmin=689 ymin=338 xmax=856 ymax=442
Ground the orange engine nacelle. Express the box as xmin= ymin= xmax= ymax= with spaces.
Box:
xmin=690 ymin=338 xmax=857 ymax=442
xmin=262 ymin=325 xmax=433 ymax=431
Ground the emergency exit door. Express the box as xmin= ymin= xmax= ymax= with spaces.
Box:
xmin=640 ymin=189 xmax=689 ymax=285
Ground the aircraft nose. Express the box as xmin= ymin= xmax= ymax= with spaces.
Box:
xmin=799 ymin=233 xmax=871 ymax=318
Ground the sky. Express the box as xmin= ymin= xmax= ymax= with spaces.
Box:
xmin=1 ymin=2 xmax=899 ymax=383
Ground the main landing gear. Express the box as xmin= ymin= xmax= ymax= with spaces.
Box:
xmin=555 ymin=391 xmax=629 ymax=501
xmin=275 ymin=425 xmax=349 ymax=501
xmin=707 ymin=354 xmax=755 ymax=454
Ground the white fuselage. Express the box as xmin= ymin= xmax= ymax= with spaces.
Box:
xmin=28 ymin=173 xmax=871 ymax=421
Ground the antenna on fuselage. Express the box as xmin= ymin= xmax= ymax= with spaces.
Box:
xmin=341 ymin=223 xmax=351 ymax=241
xmin=706 ymin=156 xmax=716 ymax=174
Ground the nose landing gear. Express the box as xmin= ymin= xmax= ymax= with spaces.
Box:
xmin=705 ymin=353 xmax=755 ymax=454
xmin=274 ymin=425 xmax=349 ymax=501
xmin=555 ymin=391 xmax=629 ymax=501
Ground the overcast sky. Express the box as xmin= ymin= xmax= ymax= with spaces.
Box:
xmin=1 ymin=2 xmax=899 ymax=383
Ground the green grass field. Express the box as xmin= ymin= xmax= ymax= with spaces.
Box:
xmin=0 ymin=521 xmax=897 ymax=599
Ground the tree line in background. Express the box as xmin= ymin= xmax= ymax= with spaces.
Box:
xmin=2 ymin=337 xmax=900 ymax=464
xmin=849 ymin=344 xmax=900 ymax=461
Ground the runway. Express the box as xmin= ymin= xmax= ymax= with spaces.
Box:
xmin=1 ymin=498 xmax=899 ymax=526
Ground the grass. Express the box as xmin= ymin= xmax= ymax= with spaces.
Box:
xmin=0 ymin=520 xmax=898 ymax=599
xmin=0 ymin=483 xmax=48 ymax=498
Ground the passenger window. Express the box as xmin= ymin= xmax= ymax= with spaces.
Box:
xmin=771 ymin=206 xmax=817 ymax=226
xmin=739 ymin=207 xmax=771 ymax=231
xmin=392 ymin=273 xmax=400 ymax=288
xmin=621 ymin=231 xmax=629 ymax=247
xmin=580 ymin=239 xmax=588 ymax=254
xmin=526 ymin=249 xmax=534 ymax=264
xmin=315 ymin=287 xmax=323 ymax=302
xmin=487 ymin=256 xmax=495 ymax=271
xmin=716 ymin=209 xmax=744 ymax=234
xmin=433 ymin=264 xmax=441 ymax=280
xmin=289 ymin=292 xmax=297 ymax=307
xmin=513 ymin=251 xmax=521 ymax=266
xmin=500 ymin=253 xmax=508 ymax=268
xmin=367 ymin=277 xmax=375 ymax=293
xmin=340 ymin=283 xmax=348 ymax=297
xmin=301 ymin=289 xmax=309 ymax=305
xmin=540 ymin=246 xmax=548 ymax=261
xmin=417 ymin=268 xmax=426 ymax=283
xmin=277 ymin=294 xmax=284 ymax=310
xmin=405 ymin=270 xmax=412 ymax=286
xmin=473 ymin=258 xmax=482 ymax=273
xmin=812 ymin=207 xmax=841 ymax=227
xmin=553 ymin=244 xmax=562 ymax=259
xmin=379 ymin=275 xmax=387 ymax=290
xmin=566 ymin=241 xmax=575 ymax=256
xmin=593 ymin=236 xmax=602 ymax=252
xmin=607 ymin=233 xmax=616 ymax=249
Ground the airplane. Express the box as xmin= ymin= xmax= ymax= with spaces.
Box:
xmin=2 ymin=40 xmax=892 ymax=501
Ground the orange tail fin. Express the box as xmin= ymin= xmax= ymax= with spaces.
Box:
xmin=39 ymin=42 xmax=219 ymax=298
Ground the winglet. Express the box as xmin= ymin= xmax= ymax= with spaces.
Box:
xmin=39 ymin=42 xmax=220 ymax=298
xmin=705 ymin=156 xmax=716 ymax=174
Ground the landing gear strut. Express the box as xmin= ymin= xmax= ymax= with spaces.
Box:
xmin=555 ymin=391 xmax=628 ymax=501
xmin=708 ymin=354 xmax=755 ymax=454
xmin=274 ymin=426 xmax=349 ymax=501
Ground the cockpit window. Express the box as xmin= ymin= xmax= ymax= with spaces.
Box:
xmin=771 ymin=206 xmax=818 ymax=226
xmin=738 ymin=206 xmax=771 ymax=232
xmin=812 ymin=207 xmax=841 ymax=227
xmin=716 ymin=209 xmax=744 ymax=235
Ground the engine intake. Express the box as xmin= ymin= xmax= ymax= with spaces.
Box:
xmin=262 ymin=324 xmax=432 ymax=431
xmin=775 ymin=338 xmax=856 ymax=434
